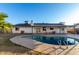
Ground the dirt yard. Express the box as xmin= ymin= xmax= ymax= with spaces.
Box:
xmin=0 ymin=33 xmax=32 ymax=55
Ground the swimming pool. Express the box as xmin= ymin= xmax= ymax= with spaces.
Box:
xmin=32 ymin=35 xmax=79 ymax=45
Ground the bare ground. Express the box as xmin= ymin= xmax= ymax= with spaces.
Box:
xmin=0 ymin=34 xmax=32 ymax=55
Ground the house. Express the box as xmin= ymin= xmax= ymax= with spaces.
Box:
xmin=12 ymin=22 xmax=74 ymax=34
xmin=12 ymin=22 xmax=32 ymax=34
xmin=74 ymin=23 xmax=79 ymax=34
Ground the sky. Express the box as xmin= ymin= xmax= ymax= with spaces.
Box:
xmin=0 ymin=3 xmax=79 ymax=25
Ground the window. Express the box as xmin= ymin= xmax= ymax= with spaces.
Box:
xmin=50 ymin=27 xmax=54 ymax=30
xmin=15 ymin=27 xmax=19 ymax=31
xmin=43 ymin=27 xmax=46 ymax=31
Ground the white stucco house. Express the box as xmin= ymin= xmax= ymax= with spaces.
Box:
xmin=12 ymin=22 xmax=74 ymax=34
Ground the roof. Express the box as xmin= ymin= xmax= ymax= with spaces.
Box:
xmin=33 ymin=23 xmax=66 ymax=27
xmin=14 ymin=23 xmax=31 ymax=27
xmin=14 ymin=23 xmax=74 ymax=27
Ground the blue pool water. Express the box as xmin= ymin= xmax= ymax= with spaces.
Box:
xmin=32 ymin=35 xmax=79 ymax=45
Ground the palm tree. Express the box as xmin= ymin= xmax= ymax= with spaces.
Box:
xmin=5 ymin=23 xmax=14 ymax=33
xmin=0 ymin=12 xmax=8 ymax=22
xmin=0 ymin=12 xmax=13 ymax=33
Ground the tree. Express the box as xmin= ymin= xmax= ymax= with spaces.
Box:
xmin=0 ymin=12 xmax=13 ymax=33
xmin=5 ymin=23 xmax=14 ymax=33
xmin=0 ymin=12 xmax=8 ymax=22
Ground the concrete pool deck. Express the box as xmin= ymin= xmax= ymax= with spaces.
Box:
xmin=10 ymin=34 xmax=79 ymax=55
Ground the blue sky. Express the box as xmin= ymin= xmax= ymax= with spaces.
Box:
xmin=0 ymin=3 xmax=79 ymax=25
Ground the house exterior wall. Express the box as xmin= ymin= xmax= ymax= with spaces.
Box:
xmin=32 ymin=27 xmax=66 ymax=33
xmin=32 ymin=27 xmax=37 ymax=33
xmin=12 ymin=27 xmax=32 ymax=33
xmin=12 ymin=26 xmax=68 ymax=34
xmin=41 ymin=27 xmax=60 ymax=33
